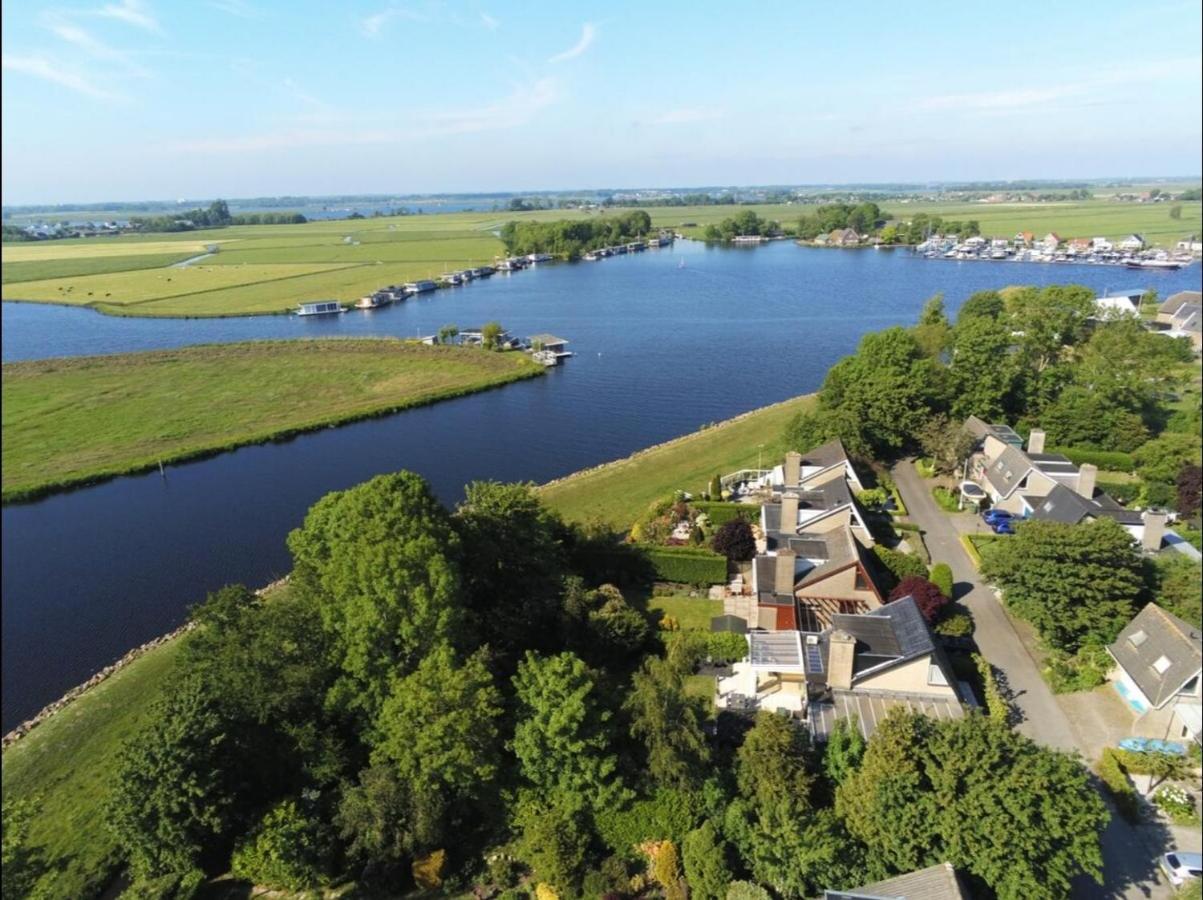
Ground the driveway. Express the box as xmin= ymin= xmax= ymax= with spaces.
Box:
xmin=891 ymin=460 xmax=1190 ymax=899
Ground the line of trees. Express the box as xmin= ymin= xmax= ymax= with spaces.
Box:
xmin=129 ymin=200 xmax=307 ymax=233
xmin=795 ymin=202 xmax=883 ymax=240
xmin=499 ymin=211 xmax=653 ymax=259
xmin=702 ymin=210 xmax=780 ymax=242
xmin=1 ymin=472 xmax=1116 ymax=899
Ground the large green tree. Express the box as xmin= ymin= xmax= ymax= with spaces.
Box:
xmin=982 ymin=518 xmax=1142 ymax=651
xmin=837 ymin=710 xmax=1108 ymax=900
xmin=454 ymin=481 xmax=569 ymax=665
xmin=682 ymin=821 xmax=733 ymax=900
xmin=107 ymin=676 xmax=239 ymax=879
xmin=624 ymin=655 xmax=711 ymax=790
xmin=948 ymin=315 xmax=1017 ymax=421
xmin=370 ymin=646 xmax=504 ymax=850
xmin=816 ymin=327 xmax=945 ymax=456
xmin=286 ymin=472 xmax=462 ymax=719
xmin=511 ymin=651 xmax=625 ymax=810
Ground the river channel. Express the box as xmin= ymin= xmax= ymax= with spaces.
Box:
xmin=3 ymin=240 xmax=1199 ymax=728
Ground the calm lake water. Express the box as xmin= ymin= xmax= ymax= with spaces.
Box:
xmin=3 ymin=242 xmax=1199 ymax=728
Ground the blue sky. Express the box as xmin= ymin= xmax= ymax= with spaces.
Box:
xmin=2 ymin=0 xmax=1201 ymax=204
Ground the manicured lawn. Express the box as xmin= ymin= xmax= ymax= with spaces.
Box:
xmin=1 ymin=635 xmax=187 ymax=899
xmin=539 ymin=393 xmax=815 ymax=530
xmin=647 ymin=595 xmax=723 ymax=631
xmin=2 ymin=339 xmax=543 ymax=501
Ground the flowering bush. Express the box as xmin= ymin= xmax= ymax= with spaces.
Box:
xmin=1152 ymin=785 xmax=1196 ymax=824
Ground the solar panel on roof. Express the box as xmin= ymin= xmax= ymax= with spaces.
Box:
xmin=805 ymin=644 xmax=823 ymax=672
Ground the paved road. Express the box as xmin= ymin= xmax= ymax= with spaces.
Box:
xmin=891 ymin=461 xmax=1174 ymax=900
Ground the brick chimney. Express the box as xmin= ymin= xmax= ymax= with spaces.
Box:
xmin=1142 ymin=510 xmax=1167 ymax=552
xmin=1076 ymin=463 xmax=1097 ymax=499
xmin=779 ymin=492 xmax=800 ymax=534
xmin=1027 ymin=429 xmax=1046 ymax=455
xmin=827 ymin=629 xmax=856 ymax=690
xmin=774 ymin=549 xmax=797 ymax=596
xmin=784 ymin=451 xmax=802 ymax=486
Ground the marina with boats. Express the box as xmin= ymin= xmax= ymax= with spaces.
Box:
xmin=912 ymin=232 xmax=1197 ymax=269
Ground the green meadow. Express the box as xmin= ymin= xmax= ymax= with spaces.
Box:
xmin=2 ymin=199 xmax=1198 ymax=317
xmin=1 ymin=339 xmax=543 ymax=501
xmin=539 ymin=393 xmax=815 ymax=530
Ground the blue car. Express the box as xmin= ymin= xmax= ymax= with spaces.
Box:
xmin=990 ymin=519 xmax=1015 ymax=535
xmin=982 ymin=508 xmax=1013 ymax=525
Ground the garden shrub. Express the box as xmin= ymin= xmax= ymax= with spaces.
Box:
xmin=1153 ymin=785 xmax=1196 ymax=825
xmin=1096 ymin=749 xmax=1141 ymax=823
xmin=727 ymin=881 xmax=772 ymax=900
xmin=1097 ymin=480 xmax=1140 ymax=505
xmin=856 ymin=487 xmax=888 ymax=508
xmin=1048 ymin=446 xmax=1135 ymax=471
xmin=595 ymin=790 xmax=703 ymax=860
xmin=707 ymin=631 xmax=748 ymax=663
xmin=929 ymin=563 xmax=954 ymax=599
xmin=973 ymin=653 xmax=1008 ymax=725
xmin=931 ymin=486 xmax=960 ymax=512
xmin=873 ymin=545 xmax=928 ymax=583
xmin=1044 ymin=646 xmax=1111 ymax=694
xmin=413 ymin=849 xmax=447 ymax=889
xmin=691 ymin=502 xmax=758 ymax=527
xmin=639 ymin=545 xmax=728 ymax=586
xmin=230 ymin=799 xmax=331 ymax=892
xmin=934 ymin=611 xmax=974 ymax=637
xmin=711 ymin=520 xmax=756 ymax=562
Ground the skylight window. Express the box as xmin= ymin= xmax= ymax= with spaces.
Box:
xmin=1153 ymin=655 xmax=1171 ymax=675
xmin=1128 ymin=630 xmax=1147 ymax=648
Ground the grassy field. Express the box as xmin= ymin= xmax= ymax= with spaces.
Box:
xmin=1 ymin=634 xmax=187 ymax=899
xmin=3 ymin=199 xmax=1198 ymax=316
xmin=1 ymin=339 xmax=543 ymax=501
xmin=539 ymin=393 xmax=814 ymax=530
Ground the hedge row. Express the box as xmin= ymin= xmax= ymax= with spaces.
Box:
xmin=691 ymin=501 xmax=760 ymax=527
xmin=973 ymin=653 xmax=1009 ymax=725
xmin=639 ymin=545 xmax=729 ymax=585
xmin=1097 ymin=749 xmax=1141 ymax=823
xmin=1098 ymin=480 xmax=1141 ymax=504
xmin=1047 ymin=445 xmax=1134 ymax=471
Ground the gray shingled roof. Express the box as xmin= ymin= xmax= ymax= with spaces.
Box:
xmin=1159 ymin=290 xmax=1202 ymax=316
xmin=1030 ymin=483 xmax=1143 ymax=526
xmin=799 ymin=438 xmax=851 ymax=470
xmin=825 ymin=862 xmax=969 ymax=900
xmin=983 ymin=444 xmax=1036 ymax=497
xmin=835 ymin=595 xmax=934 ymax=660
xmin=964 ymin=415 xmax=1023 ymax=447
xmin=1108 ymin=604 xmax=1203 ymax=709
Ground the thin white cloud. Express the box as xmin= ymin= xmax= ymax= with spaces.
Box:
xmin=360 ymin=4 xmax=431 ymax=36
xmin=165 ymin=77 xmax=562 ymax=152
xmin=479 ymin=11 xmax=499 ymax=30
xmin=548 ymin=22 xmax=595 ymax=63
xmin=651 ymin=107 xmax=724 ymax=125
xmin=2 ymin=53 xmax=124 ymax=100
xmin=96 ymin=0 xmax=161 ymax=32
xmin=45 ymin=20 xmax=150 ymax=76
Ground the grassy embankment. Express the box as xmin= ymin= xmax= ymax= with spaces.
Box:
xmin=540 ymin=393 xmax=815 ymax=530
xmin=1 ymin=339 xmax=543 ymax=502
xmin=4 ymin=199 xmax=1198 ymax=317
xmin=1 ymin=634 xmax=189 ymax=899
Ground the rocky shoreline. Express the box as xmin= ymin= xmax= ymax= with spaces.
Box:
xmin=2 ymin=575 xmax=290 ymax=751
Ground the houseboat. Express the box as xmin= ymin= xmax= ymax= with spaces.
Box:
xmin=583 ymin=251 xmax=600 ymax=261
xmin=296 ymin=300 xmax=343 ymax=317
xmin=439 ymin=272 xmax=463 ymax=286
xmin=404 ymin=280 xmax=437 ymax=294
xmin=355 ymin=292 xmax=391 ymax=310
xmin=526 ymin=252 xmax=554 ymax=263
xmin=528 ymin=333 xmax=574 ymax=364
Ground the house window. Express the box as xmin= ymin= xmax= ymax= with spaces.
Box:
xmin=928 ymin=665 xmax=949 ymax=687
xmin=1152 ymin=655 xmax=1171 ymax=676
xmin=854 ymin=569 xmax=869 ymax=591
xmin=1128 ymin=630 xmax=1148 ymax=648
xmin=838 ymin=600 xmax=859 ymax=615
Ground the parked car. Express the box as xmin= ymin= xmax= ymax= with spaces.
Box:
xmin=990 ymin=519 xmax=1015 ymax=535
xmin=981 ymin=508 xmax=1013 ymax=525
xmin=1119 ymin=737 xmax=1188 ymax=756
xmin=1160 ymin=851 xmax=1202 ymax=886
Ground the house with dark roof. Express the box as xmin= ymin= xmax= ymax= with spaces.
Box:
xmin=825 ymin=862 xmax=970 ymax=900
xmin=1156 ymin=291 xmax=1202 ymax=351
xmin=1107 ymin=604 xmax=1202 ymax=743
xmin=715 ymin=597 xmax=969 ymax=739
